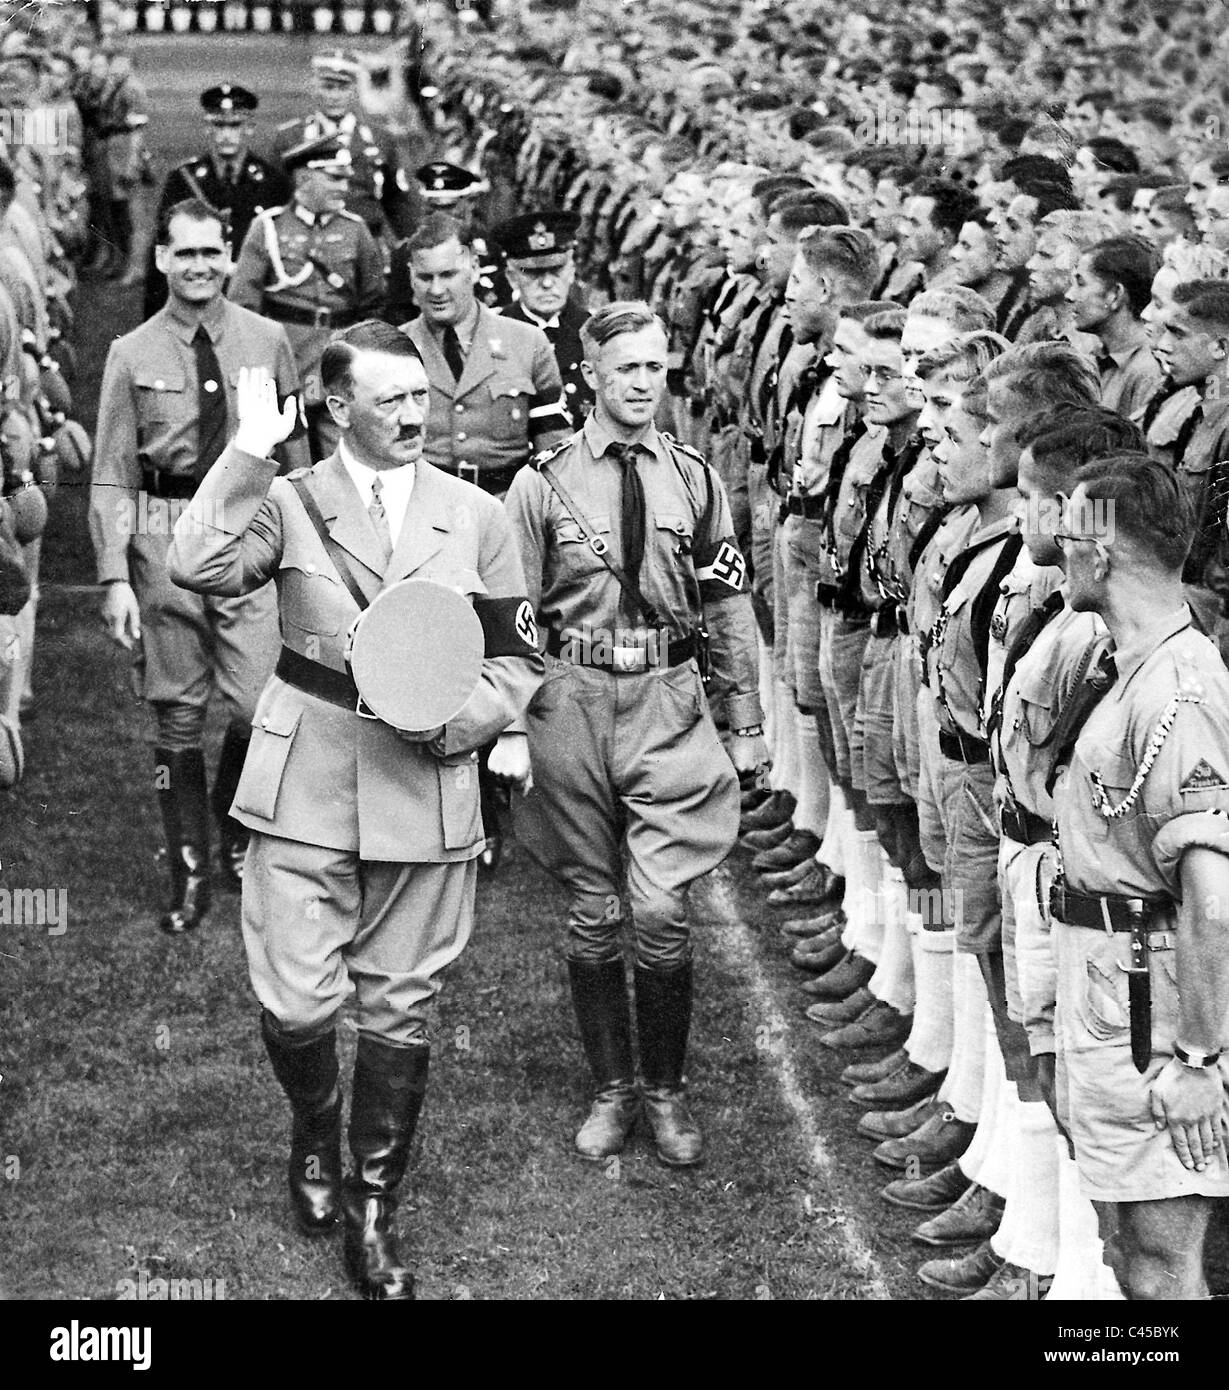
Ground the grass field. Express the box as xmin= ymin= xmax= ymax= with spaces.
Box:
xmin=3 ymin=33 xmax=1226 ymax=1303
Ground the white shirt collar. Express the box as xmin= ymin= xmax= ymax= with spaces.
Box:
xmin=337 ymin=437 xmax=416 ymax=551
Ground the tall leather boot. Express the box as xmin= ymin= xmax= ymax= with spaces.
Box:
xmin=154 ymin=748 xmax=211 ymax=935
xmin=343 ymin=1036 xmax=429 ymax=1301
xmin=567 ymin=957 xmax=638 ymax=1160
xmin=260 ymin=1010 xmax=343 ymax=1234
xmin=635 ymin=960 xmax=703 ymax=1167
xmin=212 ymin=727 xmax=251 ymax=889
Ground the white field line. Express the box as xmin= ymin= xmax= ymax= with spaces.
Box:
xmin=699 ymin=867 xmax=890 ymax=1299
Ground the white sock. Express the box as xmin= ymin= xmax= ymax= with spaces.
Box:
xmin=818 ymin=783 xmax=846 ymax=877
xmin=868 ymin=864 xmax=914 ymax=1013
xmin=1048 ymin=1135 xmax=1123 ymax=1299
xmin=772 ymin=679 xmax=800 ymax=797
xmin=758 ymin=641 xmax=776 ymax=756
xmin=904 ymin=921 xmax=954 ymax=1073
xmin=792 ymin=710 xmax=829 ymax=836
xmin=996 ymin=1100 xmax=1060 ymax=1275
xmin=839 ymin=815 xmax=864 ymax=952
xmin=847 ymin=831 xmax=884 ymax=964
xmin=958 ymin=1001 xmax=1002 ymax=1185
xmin=939 ymin=952 xmax=988 ymax=1126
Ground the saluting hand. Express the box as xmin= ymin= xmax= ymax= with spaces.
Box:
xmin=233 ymin=366 xmax=299 ymax=459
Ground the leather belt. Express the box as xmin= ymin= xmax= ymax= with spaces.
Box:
xmin=1000 ymin=802 xmax=1051 ymax=846
xmin=264 ymin=303 xmax=365 ymax=329
xmin=545 ymin=627 xmax=695 ymax=674
xmin=447 ymin=460 xmax=523 ymax=495
xmin=140 ymin=469 xmax=198 ymax=500
xmin=276 ymin=646 xmax=359 ymax=710
xmin=784 ymin=494 xmax=827 ymax=519
xmin=869 ymin=602 xmax=908 ymax=638
xmin=1049 ymin=884 xmax=1172 ymax=1074
xmin=938 ymin=729 xmax=991 ymax=764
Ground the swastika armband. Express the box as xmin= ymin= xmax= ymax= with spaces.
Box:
xmin=527 ymin=391 xmax=573 ymax=446
xmin=472 ymin=595 xmax=541 ymax=656
xmin=695 ymin=536 xmax=749 ymax=600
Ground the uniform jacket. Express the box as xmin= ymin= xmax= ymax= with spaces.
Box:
xmin=168 ymin=446 xmax=543 ymax=862
xmin=273 ymin=111 xmax=417 ymax=237
xmin=90 ymin=296 xmax=306 ymax=585
xmin=143 ymin=150 xmax=292 ymax=318
xmin=499 ymin=295 xmax=593 ymax=420
xmin=400 ymin=305 xmax=568 ymax=481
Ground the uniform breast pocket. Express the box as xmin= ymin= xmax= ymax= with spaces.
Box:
xmin=1079 ymin=747 xmax=1145 ymax=833
xmin=551 ymin=515 xmax=612 ymax=574
xmin=133 ymin=368 xmax=187 ymax=426
xmin=1013 ymin=667 xmax=1057 ymax=745
xmin=653 ymin=511 xmax=694 ymax=560
xmin=278 ymin=559 xmax=345 ymax=637
xmin=488 ymin=377 xmax=535 ymax=433
xmin=835 ymin=481 xmax=869 ymax=550
xmin=235 ymin=701 xmax=302 ymax=822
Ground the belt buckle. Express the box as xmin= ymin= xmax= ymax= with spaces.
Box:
xmin=313 ymin=306 xmax=330 ymax=328
xmin=611 ymin=646 xmax=647 ymax=674
xmin=1147 ymin=930 xmax=1174 ymax=953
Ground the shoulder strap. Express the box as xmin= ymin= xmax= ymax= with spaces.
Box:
xmin=289 ymin=476 xmax=373 ymax=614
xmin=537 ymin=461 xmax=665 ymax=627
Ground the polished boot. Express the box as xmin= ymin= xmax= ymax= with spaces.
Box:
xmin=780 ymin=909 xmax=845 ymax=939
xmin=842 ymin=1046 xmax=909 ymax=1088
xmin=635 ymin=961 xmax=702 ymax=1167
xmin=211 ymin=727 xmax=251 ymax=890
xmin=851 ymin=1059 xmax=946 ymax=1108
xmin=343 ymin=1036 xmax=429 ymax=1301
xmin=568 ymin=957 xmax=638 ymax=1160
xmin=739 ymin=789 xmax=795 ymax=834
xmin=800 ymin=951 xmax=875 ymax=1000
xmin=912 ymin=1182 xmax=1005 ymax=1247
xmin=804 ymin=984 xmax=874 ymax=1027
xmin=767 ymin=860 xmax=844 ymax=908
xmin=154 ymin=747 xmax=211 ymax=935
xmin=789 ymin=929 xmax=845 ymax=974
xmin=881 ymin=1159 xmax=971 ymax=1213
xmin=760 ymin=856 xmax=821 ymax=891
xmin=752 ymin=829 xmax=822 ymax=872
xmin=260 ymin=1010 xmax=342 ymax=1234
xmin=917 ymin=1239 xmax=1004 ymax=1295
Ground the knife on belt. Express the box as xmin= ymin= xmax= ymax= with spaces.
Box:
xmin=1120 ymin=900 xmax=1152 ymax=1074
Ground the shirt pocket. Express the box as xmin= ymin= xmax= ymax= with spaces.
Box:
xmin=133 ymin=367 xmax=187 ymax=427
xmin=1013 ymin=666 xmax=1057 ymax=745
xmin=653 ymin=510 xmax=695 ymax=560
xmin=551 ymin=513 xmax=612 ymax=573
xmin=487 ymin=374 xmax=535 ymax=433
xmin=278 ymin=558 xmax=346 ymax=637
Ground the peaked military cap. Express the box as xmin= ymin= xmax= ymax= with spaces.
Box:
xmin=200 ymin=83 xmax=258 ymax=118
xmin=282 ymin=133 xmax=353 ymax=175
xmin=414 ymin=162 xmax=487 ymax=200
xmin=490 ymin=210 xmax=580 ymax=263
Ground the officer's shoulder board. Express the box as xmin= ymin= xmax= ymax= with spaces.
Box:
xmin=530 ymin=434 xmax=579 ymax=471
xmin=660 ymin=431 xmax=705 ymax=464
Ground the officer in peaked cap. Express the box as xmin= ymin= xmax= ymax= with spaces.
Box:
xmin=144 ymin=83 xmax=291 ymax=319
xmin=387 ymin=163 xmax=497 ymax=322
xmin=414 ymin=161 xmax=489 ymax=207
xmin=229 ymin=133 xmax=385 ymax=459
xmin=493 ymin=210 xmax=594 ymax=418
xmin=274 ymin=48 xmax=416 ymax=243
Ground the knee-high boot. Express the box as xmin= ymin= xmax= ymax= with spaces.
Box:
xmin=212 ymin=727 xmax=251 ymax=888
xmin=154 ymin=747 xmax=211 ymax=935
xmin=635 ymin=960 xmax=703 ymax=1167
xmin=567 ymin=957 xmax=638 ymax=1160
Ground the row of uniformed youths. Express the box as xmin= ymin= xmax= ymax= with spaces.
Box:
xmin=0 ymin=18 xmax=98 ymax=787
xmin=423 ymin=3 xmax=1229 ymax=1300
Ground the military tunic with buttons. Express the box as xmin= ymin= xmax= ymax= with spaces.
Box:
xmin=499 ymin=294 xmax=593 ymax=420
xmin=1051 ymin=606 xmax=1229 ymax=1202
xmin=273 ymin=112 xmax=417 ymax=240
xmin=228 ymin=203 xmax=386 ymax=406
xmin=504 ymin=414 xmax=762 ymax=968
xmin=143 ymin=150 xmax=292 ymax=319
xmin=400 ymin=304 xmax=569 ymax=492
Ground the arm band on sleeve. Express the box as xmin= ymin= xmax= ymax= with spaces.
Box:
xmin=472 ymin=594 xmax=541 ymax=656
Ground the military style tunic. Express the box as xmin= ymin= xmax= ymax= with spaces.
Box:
xmin=228 ymin=203 xmax=386 ymax=405
xmin=1052 ymin=606 xmax=1229 ymax=1201
xmin=504 ymin=413 xmax=761 ymax=967
xmin=499 ymin=294 xmax=593 ymax=419
xmin=143 ymin=150 xmax=292 ymax=318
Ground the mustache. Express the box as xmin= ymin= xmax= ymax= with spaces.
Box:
xmin=396 ymin=425 xmax=422 ymax=441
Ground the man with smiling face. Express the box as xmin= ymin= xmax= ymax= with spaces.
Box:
xmin=92 ymin=198 xmax=305 ymax=937
xmin=168 ymin=322 xmax=542 ymax=1301
xmin=504 ymin=301 xmax=765 ymax=1168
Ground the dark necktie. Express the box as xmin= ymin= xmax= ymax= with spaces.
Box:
xmin=193 ymin=324 xmax=228 ymax=477
xmin=369 ymin=474 xmax=393 ymax=560
xmin=442 ymin=326 xmax=466 ymax=382
xmin=608 ymin=442 xmax=646 ymax=596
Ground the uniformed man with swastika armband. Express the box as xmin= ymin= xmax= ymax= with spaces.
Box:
xmin=503 ymin=301 xmax=767 ymax=1168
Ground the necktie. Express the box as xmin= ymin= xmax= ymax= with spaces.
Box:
xmin=608 ymin=442 xmax=646 ymax=597
xmin=193 ymin=324 xmax=228 ymax=478
xmin=369 ymin=474 xmax=393 ymax=560
xmin=442 ymin=326 xmax=466 ymax=383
